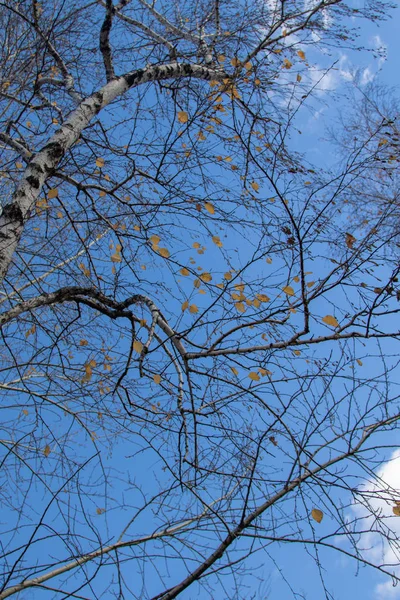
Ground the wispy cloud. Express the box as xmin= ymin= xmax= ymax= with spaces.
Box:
xmin=348 ymin=450 xmax=400 ymax=600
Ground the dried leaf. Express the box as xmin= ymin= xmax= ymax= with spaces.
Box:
xmin=345 ymin=233 xmax=356 ymax=249
xmin=230 ymin=367 xmax=239 ymax=376
xmin=248 ymin=371 xmax=260 ymax=381
xmin=48 ymin=188 xmax=58 ymax=199
xmin=96 ymin=157 xmax=105 ymax=168
xmin=133 ymin=340 xmax=143 ymax=353
xmin=153 ymin=374 xmax=161 ymax=384
xmin=393 ymin=506 xmax=400 ymax=516
xmin=177 ymin=111 xmax=188 ymax=123
xmin=322 ymin=315 xmax=339 ymax=328
xmin=297 ymin=50 xmax=306 ymax=60
xmin=189 ymin=304 xmax=198 ymax=314
xmin=199 ymin=272 xmax=212 ymax=283
xmin=311 ymin=508 xmax=323 ymax=523
xmin=204 ymin=202 xmax=215 ymax=214
xmin=181 ymin=300 xmax=189 ymax=311
xmin=180 ymin=267 xmax=190 ymax=276
xmin=43 ymin=444 xmax=51 ymax=457
xmin=283 ymin=58 xmax=293 ymax=69
xmin=235 ymin=302 xmax=246 ymax=313
xmin=157 ymin=247 xmax=170 ymax=258
xmin=282 ymin=286 xmax=295 ymax=296
xmin=251 ymin=181 xmax=259 ymax=192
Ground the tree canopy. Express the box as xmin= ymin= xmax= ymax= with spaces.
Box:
xmin=0 ymin=1 xmax=400 ymax=598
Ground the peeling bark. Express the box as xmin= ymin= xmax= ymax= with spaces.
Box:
xmin=0 ymin=62 xmax=226 ymax=284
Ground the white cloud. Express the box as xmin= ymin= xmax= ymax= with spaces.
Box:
xmin=348 ymin=450 xmax=400 ymax=600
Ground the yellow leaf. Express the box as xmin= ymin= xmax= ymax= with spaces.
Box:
xmin=133 ymin=340 xmax=143 ymax=353
xmin=111 ymin=251 xmax=121 ymax=263
xmin=189 ymin=304 xmax=198 ymax=314
xmin=282 ymin=286 xmax=294 ymax=296
xmin=235 ymin=302 xmax=246 ymax=313
xmin=296 ymin=74 xmax=302 ymax=82
xmin=266 ymin=257 xmax=272 ymax=264
xmin=150 ymin=234 xmax=160 ymax=245
xmin=180 ymin=267 xmax=190 ymax=276
xmin=393 ymin=506 xmax=400 ymax=516
xmin=153 ymin=374 xmax=161 ymax=384
xmin=307 ymin=281 xmax=315 ymax=288
xmin=177 ymin=111 xmax=188 ymax=123
xmin=293 ymin=350 xmax=301 ymax=356
xmin=293 ymin=276 xmax=300 ymax=283
xmin=297 ymin=50 xmax=306 ymax=60
xmin=283 ymin=59 xmax=293 ymax=69
xmin=205 ymin=202 xmax=215 ymax=214
xmin=48 ymin=188 xmax=58 ymax=199
xmin=345 ymin=233 xmax=356 ymax=249
xmin=193 ymin=278 xmax=201 ymax=288
xmin=235 ymin=283 xmax=245 ymax=292
xmin=157 ymin=247 xmax=170 ymax=258
xmin=43 ymin=445 xmax=51 ymax=457
xmin=244 ymin=61 xmax=252 ymax=71
xmin=311 ymin=508 xmax=323 ymax=523
xmin=259 ymin=368 xmax=272 ymax=376
xmin=22 ymin=409 xmax=29 ymax=416
xmin=16 ymin=162 xmax=23 ymax=169
xmin=79 ymin=339 xmax=88 ymax=346
xmin=248 ymin=372 xmax=260 ymax=381
xmin=224 ymin=272 xmax=232 ymax=280
xmin=96 ymin=157 xmax=105 ymax=168
xmin=230 ymin=57 xmax=240 ymax=67
xmin=378 ymin=138 xmax=388 ymax=147
xmin=212 ymin=235 xmax=223 ymax=247
xmin=322 ymin=315 xmax=339 ymax=328
xmin=356 ymin=359 xmax=363 ymax=366
xmin=181 ymin=300 xmax=189 ymax=311
xmin=250 ymin=181 xmax=259 ymax=192
xmin=230 ymin=367 xmax=239 ymax=376
xmin=199 ymin=272 xmax=212 ymax=283
xmin=256 ymin=293 xmax=270 ymax=302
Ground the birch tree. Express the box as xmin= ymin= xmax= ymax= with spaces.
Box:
xmin=1 ymin=1 xmax=400 ymax=599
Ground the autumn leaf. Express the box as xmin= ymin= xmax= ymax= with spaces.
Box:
xmin=43 ymin=444 xmax=51 ymax=457
xmin=248 ymin=371 xmax=260 ymax=381
xmin=156 ymin=247 xmax=170 ymax=258
xmin=393 ymin=505 xmax=400 ymax=516
xmin=189 ymin=304 xmax=198 ymax=314
xmin=153 ymin=374 xmax=161 ymax=384
xmin=235 ymin=302 xmax=246 ymax=313
xmin=282 ymin=286 xmax=294 ymax=296
xmin=296 ymin=74 xmax=302 ymax=82
xmin=181 ymin=300 xmax=189 ymax=311
xmin=322 ymin=315 xmax=339 ymax=328
xmin=230 ymin=367 xmax=239 ymax=376
xmin=256 ymin=293 xmax=270 ymax=302
xmin=204 ymin=202 xmax=215 ymax=214
xmin=311 ymin=508 xmax=323 ymax=523
xmin=199 ymin=272 xmax=212 ymax=283
xmin=297 ymin=49 xmax=306 ymax=60
xmin=133 ymin=340 xmax=143 ymax=353
xmin=345 ymin=233 xmax=356 ymax=249
xmin=251 ymin=181 xmax=259 ymax=192
xmin=356 ymin=359 xmax=363 ymax=366
xmin=79 ymin=339 xmax=88 ymax=346
xmin=96 ymin=157 xmax=105 ymax=168
xmin=48 ymin=188 xmax=58 ymax=199
xmin=283 ymin=58 xmax=293 ymax=69
xmin=150 ymin=234 xmax=160 ymax=246
xmin=177 ymin=111 xmax=188 ymax=123
xmin=212 ymin=235 xmax=223 ymax=247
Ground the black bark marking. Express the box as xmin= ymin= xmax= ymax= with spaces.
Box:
xmin=125 ymin=69 xmax=144 ymax=87
xmin=26 ymin=175 xmax=40 ymax=189
xmin=42 ymin=141 xmax=64 ymax=161
xmin=1 ymin=203 xmax=24 ymax=223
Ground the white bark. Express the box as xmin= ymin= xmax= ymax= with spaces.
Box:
xmin=0 ymin=62 xmax=226 ymax=284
